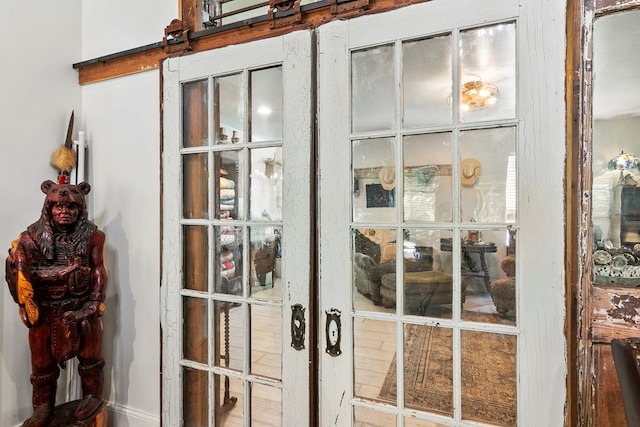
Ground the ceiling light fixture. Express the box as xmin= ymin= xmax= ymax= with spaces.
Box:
xmin=257 ymin=106 xmax=272 ymax=116
xmin=460 ymin=80 xmax=500 ymax=111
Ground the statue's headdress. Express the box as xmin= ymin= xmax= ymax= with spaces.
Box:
xmin=27 ymin=111 xmax=95 ymax=259
xmin=50 ymin=111 xmax=77 ymax=184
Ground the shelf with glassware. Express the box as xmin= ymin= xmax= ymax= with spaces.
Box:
xmin=218 ymin=126 xmax=242 ymax=145
xmin=217 ymin=156 xmax=242 ymax=295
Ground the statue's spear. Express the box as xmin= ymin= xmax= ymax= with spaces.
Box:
xmin=50 ymin=111 xmax=77 ymax=184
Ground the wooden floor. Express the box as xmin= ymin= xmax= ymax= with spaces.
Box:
xmin=216 ymin=275 xmax=283 ymax=427
xmin=215 ymin=276 xmax=511 ymax=427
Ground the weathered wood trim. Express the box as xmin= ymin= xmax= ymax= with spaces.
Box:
xmin=596 ymin=0 xmax=640 ymax=12
xmin=181 ymin=0 xmax=201 ymax=32
xmin=566 ymin=0 xmax=581 ymax=423
xmin=74 ymin=0 xmax=430 ymax=85
xmin=593 ymin=343 xmax=628 ymax=427
xmin=575 ymin=1 xmax=640 ymax=425
xmin=575 ymin=1 xmax=594 ymax=426
xmin=591 ymin=286 xmax=640 ymax=342
xmin=77 ymin=47 xmax=165 ymax=85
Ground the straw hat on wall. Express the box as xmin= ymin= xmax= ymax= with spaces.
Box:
xmin=378 ymin=166 xmax=396 ymax=190
xmin=461 ymin=158 xmax=481 ymax=186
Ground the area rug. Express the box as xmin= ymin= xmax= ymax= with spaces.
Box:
xmin=378 ymin=311 xmax=517 ymax=426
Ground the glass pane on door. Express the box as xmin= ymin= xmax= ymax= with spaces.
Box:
xmin=183 ymin=153 xmax=209 ymax=219
xmin=352 ymin=138 xmax=396 ymax=223
xmin=459 ymin=23 xmax=516 ymax=123
xmin=459 ymin=127 xmax=516 ymax=223
xmin=352 ymin=44 xmax=396 ymax=132
xmin=353 ymin=318 xmax=396 ymax=402
xmin=179 ymin=66 xmax=285 ymax=426
xmin=347 ymin=20 xmax=518 ymax=427
xmin=402 ymin=228 xmax=453 ymax=319
xmin=403 ymin=323 xmax=453 ymax=416
xmin=216 ymin=150 xmax=243 ymax=220
xmin=183 ymin=79 xmax=209 ymax=148
xmin=460 ymin=330 xmax=517 ymax=425
xmin=251 ymin=67 xmax=283 ymax=142
xmin=217 ymin=73 xmax=244 ymax=145
xmin=403 ymin=34 xmax=452 ymax=128
xmin=403 ymin=133 xmax=453 ymax=223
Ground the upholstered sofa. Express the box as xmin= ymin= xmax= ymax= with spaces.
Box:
xmin=353 ymin=230 xmax=459 ymax=314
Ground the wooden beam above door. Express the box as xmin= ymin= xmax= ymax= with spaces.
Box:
xmin=73 ymin=0 xmax=430 ymax=85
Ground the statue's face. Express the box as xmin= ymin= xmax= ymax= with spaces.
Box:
xmin=51 ymin=201 xmax=80 ymax=228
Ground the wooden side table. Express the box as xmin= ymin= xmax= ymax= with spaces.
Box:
xmin=440 ymin=238 xmax=497 ymax=293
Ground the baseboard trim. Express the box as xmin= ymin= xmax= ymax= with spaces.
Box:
xmin=106 ymin=401 xmax=160 ymax=426
xmin=8 ymin=401 xmax=159 ymax=427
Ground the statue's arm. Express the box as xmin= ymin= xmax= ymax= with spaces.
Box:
xmin=87 ymin=230 xmax=108 ymax=318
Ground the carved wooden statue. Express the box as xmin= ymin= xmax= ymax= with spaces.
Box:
xmin=5 ymin=179 xmax=108 ymax=427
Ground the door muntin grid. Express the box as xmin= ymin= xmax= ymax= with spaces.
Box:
xmin=179 ymin=66 xmax=285 ymax=426
xmin=350 ymin=21 xmax=518 ymax=426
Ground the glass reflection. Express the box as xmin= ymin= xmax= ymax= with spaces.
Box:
xmin=250 ymin=304 xmax=282 ymax=380
xmin=404 ymin=418 xmax=450 ymax=427
xmin=461 ymin=330 xmax=517 ymax=426
xmin=250 ymin=67 xmax=283 ymax=142
xmin=251 ymin=383 xmax=282 ymax=426
xmin=215 ymin=300 xmax=244 ymax=371
xmin=183 ymin=367 xmax=209 ymax=427
xmin=459 ymin=127 xmax=516 ymax=223
xmin=352 ymin=138 xmax=396 ymax=223
xmin=183 ymin=79 xmax=209 ymax=148
xmin=183 ymin=225 xmax=208 ymax=292
xmin=183 ymin=152 xmax=209 ymax=220
xmin=214 ymin=374 xmax=243 ymax=426
xmin=250 ymin=147 xmax=282 ymax=221
xmin=460 ymin=22 xmax=516 ymax=123
xmin=591 ymin=10 xmax=640 ymax=288
xmin=183 ymin=297 xmax=208 ymax=364
xmin=250 ymin=226 xmax=282 ymax=301
xmin=403 ymin=229 xmax=453 ymax=318
xmin=404 ymin=323 xmax=453 ymax=416
xmin=217 ymin=73 xmax=244 ymax=145
xmin=353 ymin=318 xmax=396 ymax=402
xmin=352 ymin=228 xmax=396 ymax=312
xmin=352 ymin=44 xmax=396 ymax=132
xmin=354 ymin=406 xmax=396 ymax=426
xmin=403 ymin=133 xmax=453 ymax=222
xmin=216 ymin=150 xmax=243 ymax=220
xmin=459 ymin=229 xmax=516 ymax=326
xmin=403 ymin=34 xmax=453 ymax=128
xmin=215 ymin=225 xmax=243 ymax=296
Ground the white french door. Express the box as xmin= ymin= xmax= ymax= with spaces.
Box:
xmin=161 ymin=31 xmax=313 ymax=426
xmin=161 ymin=1 xmax=567 ymax=425
xmin=317 ymin=1 xmax=567 ymax=426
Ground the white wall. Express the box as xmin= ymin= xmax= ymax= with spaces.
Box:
xmin=81 ymin=3 xmax=176 ymax=426
xmin=82 ymin=1 xmax=177 ymax=60
xmin=1 ymin=1 xmax=175 ymax=426
xmin=0 ymin=2 xmax=82 ymax=425
xmin=82 ymin=72 xmax=163 ymax=427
